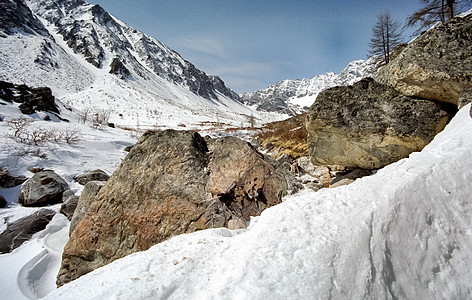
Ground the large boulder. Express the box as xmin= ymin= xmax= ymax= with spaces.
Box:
xmin=0 ymin=209 xmax=56 ymax=253
xmin=69 ymin=181 xmax=105 ymax=235
xmin=306 ymin=78 xmax=449 ymax=169
xmin=18 ymin=170 xmax=69 ymax=206
xmin=73 ymin=169 xmax=109 ymax=185
xmin=374 ymin=14 xmax=472 ymax=105
xmin=57 ymin=130 xmax=296 ymax=286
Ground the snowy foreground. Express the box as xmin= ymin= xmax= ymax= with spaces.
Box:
xmin=40 ymin=106 xmax=472 ymax=299
xmin=0 ymin=105 xmax=471 ymax=299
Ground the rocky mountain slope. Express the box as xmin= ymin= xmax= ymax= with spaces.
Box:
xmin=0 ymin=0 xmax=278 ymax=129
xmin=240 ymin=58 xmax=378 ymax=114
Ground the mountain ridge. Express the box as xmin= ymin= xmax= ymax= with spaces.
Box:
xmin=240 ymin=58 xmax=378 ymax=115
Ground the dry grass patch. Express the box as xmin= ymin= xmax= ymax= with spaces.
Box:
xmin=254 ymin=113 xmax=308 ymax=159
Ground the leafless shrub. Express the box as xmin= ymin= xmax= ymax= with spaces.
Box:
xmin=6 ymin=117 xmax=81 ymax=146
xmin=79 ymin=108 xmax=111 ymax=130
xmin=62 ymin=127 xmax=81 ymax=144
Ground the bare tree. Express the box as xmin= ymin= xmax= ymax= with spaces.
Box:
xmin=369 ymin=12 xmax=403 ymax=65
xmin=407 ymin=0 xmax=472 ymax=34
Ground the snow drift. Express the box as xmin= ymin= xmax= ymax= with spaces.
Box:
xmin=43 ymin=105 xmax=472 ymax=299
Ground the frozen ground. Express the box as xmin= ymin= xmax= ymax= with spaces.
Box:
xmin=14 ymin=105 xmax=466 ymax=299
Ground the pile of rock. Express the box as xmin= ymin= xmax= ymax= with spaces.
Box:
xmin=57 ymin=130 xmax=299 ymax=286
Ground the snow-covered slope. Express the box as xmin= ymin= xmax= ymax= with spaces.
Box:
xmin=0 ymin=0 xmax=284 ymax=128
xmin=42 ymin=106 xmax=472 ymax=299
xmin=241 ymin=58 xmax=378 ymax=114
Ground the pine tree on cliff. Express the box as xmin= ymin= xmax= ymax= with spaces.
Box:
xmin=407 ymin=0 xmax=472 ymax=34
xmin=369 ymin=12 xmax=403 ymax=65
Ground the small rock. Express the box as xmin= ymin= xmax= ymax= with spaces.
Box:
xmin=0 ymin=195 xmax=7 ymax=208
xmin=306 ymin=182 xmax=322 ymax=192
xmin=330 ymin=169 xmax=372 ymax=188
xmin=227 ymin=218 xmax=247 ymax=230
xmin=18 ymin=170 xmax=69 ymax=206
xmin=60 ymin=195 xmax=79 ymax=221
xmin=73 ymin=169 xmax=109 ymax=185
xmin=0 ymin=168 xmax=28 ymax=188
xmin=0 ymin=209 xmax=56 ymax=253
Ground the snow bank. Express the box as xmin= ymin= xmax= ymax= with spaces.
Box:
xmin=43 ymin=105 xmax=472 ymax=299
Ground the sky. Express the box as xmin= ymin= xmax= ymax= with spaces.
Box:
xmin=87 ymin=0 xmax=424 ymax=93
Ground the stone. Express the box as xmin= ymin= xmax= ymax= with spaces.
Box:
xmin=0 ymin=209 xmax=55 ymax=253
xmin=329 ymin=169 xmax=372 ymax=188
xmin=69 ymin=181 xmax=105 ymax=235
xmin=18 ymin=170 xmax=69 ymax=206
xmin=60 ymin=195 xmax=79 ymax=221
xmin=374 ymin=14 xmax=472 ymax=105
xmin=0 ymin=195 xmax=7 ymax=208
xmin=297 ymin=157 xmax=316 ymax=174
xmin=306 ymin=78 xmax=449 ymax=169
xmin=0 ymin=168 xmax=28 ymax=188
xmin=73 ymin=169 xmax=110 ymax=185
xmin=57 ymin=130 xmax=296 ymax=286
xmin=227 ymin=218 xmax=247 ymax=230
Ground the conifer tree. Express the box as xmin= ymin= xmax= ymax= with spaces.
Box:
xmin=407 ymin=0 xmax=472 ymax=34
xmin=369 ymin=12 xmax=403 ymax=65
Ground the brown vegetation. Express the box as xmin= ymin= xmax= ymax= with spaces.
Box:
xmin=254 ymin=113 xmax=308 ymax=159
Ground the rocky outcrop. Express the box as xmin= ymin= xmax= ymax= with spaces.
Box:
xmin=0 ymin=81 xmax=59 ymax=115
xmin=73 ymin=169 xmax=109 ymax=185
xmin=374 ymin=14 xmax=472 ymax=105
xmin=0 ymin=209 xmax=55 ymax=253
xmin=306 ymin=78 xmax=449 ymax=169
xmin=69 ymin=181 xmax=105 ymax=235
xmin=0 ymin=167 xmax=27 ymax=188
xmin=18 ymin=170 xmax=69 ymax=206
xmin=0 ymin=195 xmax=7 ymax=208
xmin=57 ymin=130 xmax=296 ymax=286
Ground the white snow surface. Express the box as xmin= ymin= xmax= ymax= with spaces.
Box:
xmin=35 ymin=105 xmax=472 ymax=299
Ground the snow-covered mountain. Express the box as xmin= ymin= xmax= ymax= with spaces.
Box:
xmin=0 ymin=0 xmax=282 ymax=129
xmin=241 ymin=58 xmax=378 ymax=115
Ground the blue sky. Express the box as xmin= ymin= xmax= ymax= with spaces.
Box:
xmin=89 ymin=0 xmax=423 ymax=93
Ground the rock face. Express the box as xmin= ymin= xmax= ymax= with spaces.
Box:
xmin=374 ymin=14 xmax=472 ymax=105
xmin=19 ymin=170 xmax=69 ymax=206
xmin=69 ymin=181 xmax=105 ymax=235
xmin=57 ymin=130 xmax=296 ymax=286
xmin=306 ymin=78 xmax=449 ymax=169
xmin=0 ymin=209 xmax=55 ymax=253
xmin=73 ymin=169 xmax=109 ymax=185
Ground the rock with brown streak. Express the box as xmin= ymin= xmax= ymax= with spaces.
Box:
xmin=56 ymin=130 xmax=296 ymax=286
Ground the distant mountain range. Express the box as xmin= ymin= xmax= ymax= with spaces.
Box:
xmin=240 ymin=58 xmax=378 ymax=115
xmin=0 ymin=0 xmax=377 ymax=127
xmin=0 ymin=0 xmax=267 ymax=128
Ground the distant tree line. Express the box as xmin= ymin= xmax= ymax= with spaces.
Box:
xmin=369 ymin=0 xmax=471 ymax=65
